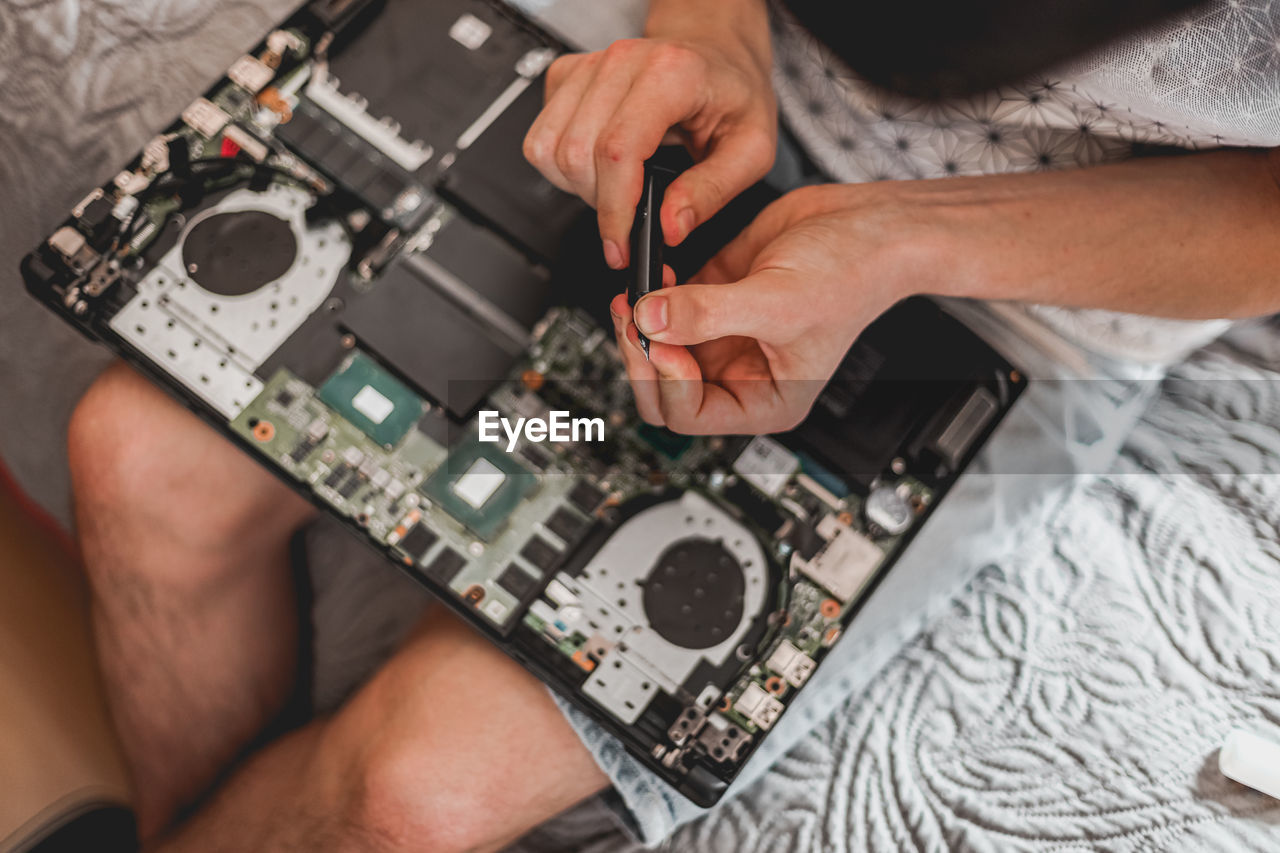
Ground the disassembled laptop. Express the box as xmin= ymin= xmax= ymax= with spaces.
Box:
xmin=24 ymin=0 xmax=1024 ymax=805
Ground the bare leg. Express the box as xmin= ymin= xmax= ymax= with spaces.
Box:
xmin=156 ymin=602 xmax=609 ymax=853
xmin=68 ymin=363 xmax=316 ymax=838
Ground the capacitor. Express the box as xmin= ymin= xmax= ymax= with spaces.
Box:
xmin=520 ymin=369 xmax=544 ymax=391
xmin=865 ymin=485 xmax=913 ymax=535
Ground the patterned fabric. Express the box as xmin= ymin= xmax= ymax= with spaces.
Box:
xmin=516 ymin=321 xmax=1280 ymax=852
xmin=677 ymin=323 xmax=1280 ymax=851
xmin=7 ymin=2 xmax=1280 ymax=851
xmin=769 ymin=0 xmax=1280 ymax=365
xmin=770 ymin=1 xmax=1280 ymax=182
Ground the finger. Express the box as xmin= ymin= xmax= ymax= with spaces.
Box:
xmin=645 ymin=340 xmax=705 ymax=431
xmin=660 ymin=124 xmax=776 ymax=246
xmin=692 ymin=186 xmax=836 ymax=284
xmin=591 ymin=55 xmax=705 ymax=264
xmin=554 ymin=48 xmax=641 ymax=206
xmin=610 ymin=293 xmax=647 ymax=372
xmin=523 ymin=53 xmax=600 ymax=194
xmin=544 ymin=53 xmax=584 ymax=103
xmin=662 ymin=263 xmax=676 ymax=287
xmin=632 ymin=276 xmax=793 ymax=347
xmin=691 ymin=215 xmax=775 ymax=284
xmin=647 ymin=343 xmax=793 ymax=435
xmin=660 ymin=129 xmax=684 ymax=146
xmin=610 ymin=293 xmax=663 ymax=425
xmin=622 ymin=326 xmax=666 ymax=426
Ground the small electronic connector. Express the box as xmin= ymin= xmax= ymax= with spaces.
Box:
xmin=735 ymin=683 xmax=784 ymax=730
xmin=765 ymin=640 xmax=816 ymax=688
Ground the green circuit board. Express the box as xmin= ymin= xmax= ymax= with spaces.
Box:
xmin=230 ymin=307 xmax=934 ymax=755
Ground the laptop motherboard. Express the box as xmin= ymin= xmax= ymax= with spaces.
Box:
xmin=22 ymin=0 xmax=1024 ymax=805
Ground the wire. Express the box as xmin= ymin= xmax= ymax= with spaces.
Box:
xmin=112 ymin=156 xmax=326 ymax=253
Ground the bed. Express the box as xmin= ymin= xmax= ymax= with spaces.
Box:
xmin=2 ymin=1 xmax=1278 ymax=849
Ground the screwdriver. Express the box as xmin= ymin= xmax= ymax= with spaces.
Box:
xmin=628 ymin=160 xmax=677 ymax=359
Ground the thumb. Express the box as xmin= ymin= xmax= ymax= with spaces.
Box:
xmin=633 ymin=276 xmax=788 ymax=346
xmin=660 ymin=128 xmax=774 ymax=245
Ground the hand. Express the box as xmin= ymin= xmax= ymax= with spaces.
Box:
xmin=522 ymin=2 xmax=775 ymax=269
xmin=619 ymin=148 xmax=1280 ymax=433
xmin=609 ymin=184 xmax=938 ymax=434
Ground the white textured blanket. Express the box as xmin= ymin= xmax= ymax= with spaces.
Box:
xmin=512 ymin=325 xmax=1280 ymax=850
xmin=4 ymin=2 xmax=1279 ymax=850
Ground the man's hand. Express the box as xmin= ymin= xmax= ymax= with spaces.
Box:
xmin=609 ymin=184 xmax=935 ymax=434
xmin=609 ymin=147 xmax=1280 ymax=435
xmin=522 ymin=0 xmax=775 ymax=269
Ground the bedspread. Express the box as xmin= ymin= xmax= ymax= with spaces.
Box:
xmin=513 ymin=328 xmax=1280 ymax=851
xmin=2 ymin=1 xmax=1279 ymax=850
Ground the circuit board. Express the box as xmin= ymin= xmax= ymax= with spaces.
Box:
xmin=231 ymin=304 xmax=943 ymax=754
xmin=22 ymin=0 xmax=1026 ymax=806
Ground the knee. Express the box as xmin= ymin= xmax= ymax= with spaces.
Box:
xmin=68 ymin=362 xmax=164 ymax=516
xmin=68 ymin=362 xmax=313 ymax=565
xmin=343 ymin=745 xmax=492 ymax=853
xmin=68 ymin=363 xmax=197 ymax=592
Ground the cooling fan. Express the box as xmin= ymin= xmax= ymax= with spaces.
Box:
xmin=109 ymin=183 xmax=351 ymax=417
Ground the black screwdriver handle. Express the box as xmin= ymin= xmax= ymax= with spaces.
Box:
xmin=628 ymin=161 xmax=677 ymax=358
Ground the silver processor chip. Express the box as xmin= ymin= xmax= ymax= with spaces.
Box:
xmin=452 ymin=457 xmax=507 ymax=508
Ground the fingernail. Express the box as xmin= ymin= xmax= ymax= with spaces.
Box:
xmin=675 ymin=208 xmax=696 ymax=242
xmin=634 ymin=294 xmax=668 ymax=335
xmin=603 ymin=240 xmax=623 ymax=270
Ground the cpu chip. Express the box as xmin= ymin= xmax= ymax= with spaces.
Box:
xmin=452 ymin=457 xmax=506 ymax=508
xmin=421 ymin=442 xmax=535 ymax=541
xmin=318 ymin=352 xmax=425 ymax=447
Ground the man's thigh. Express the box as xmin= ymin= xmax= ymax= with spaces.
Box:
xmin=69 ymin=361 xmax=314 ymax=836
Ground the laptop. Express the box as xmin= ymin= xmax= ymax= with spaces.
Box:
xmin=23 ymin=0 xmax=1024 ymax=806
